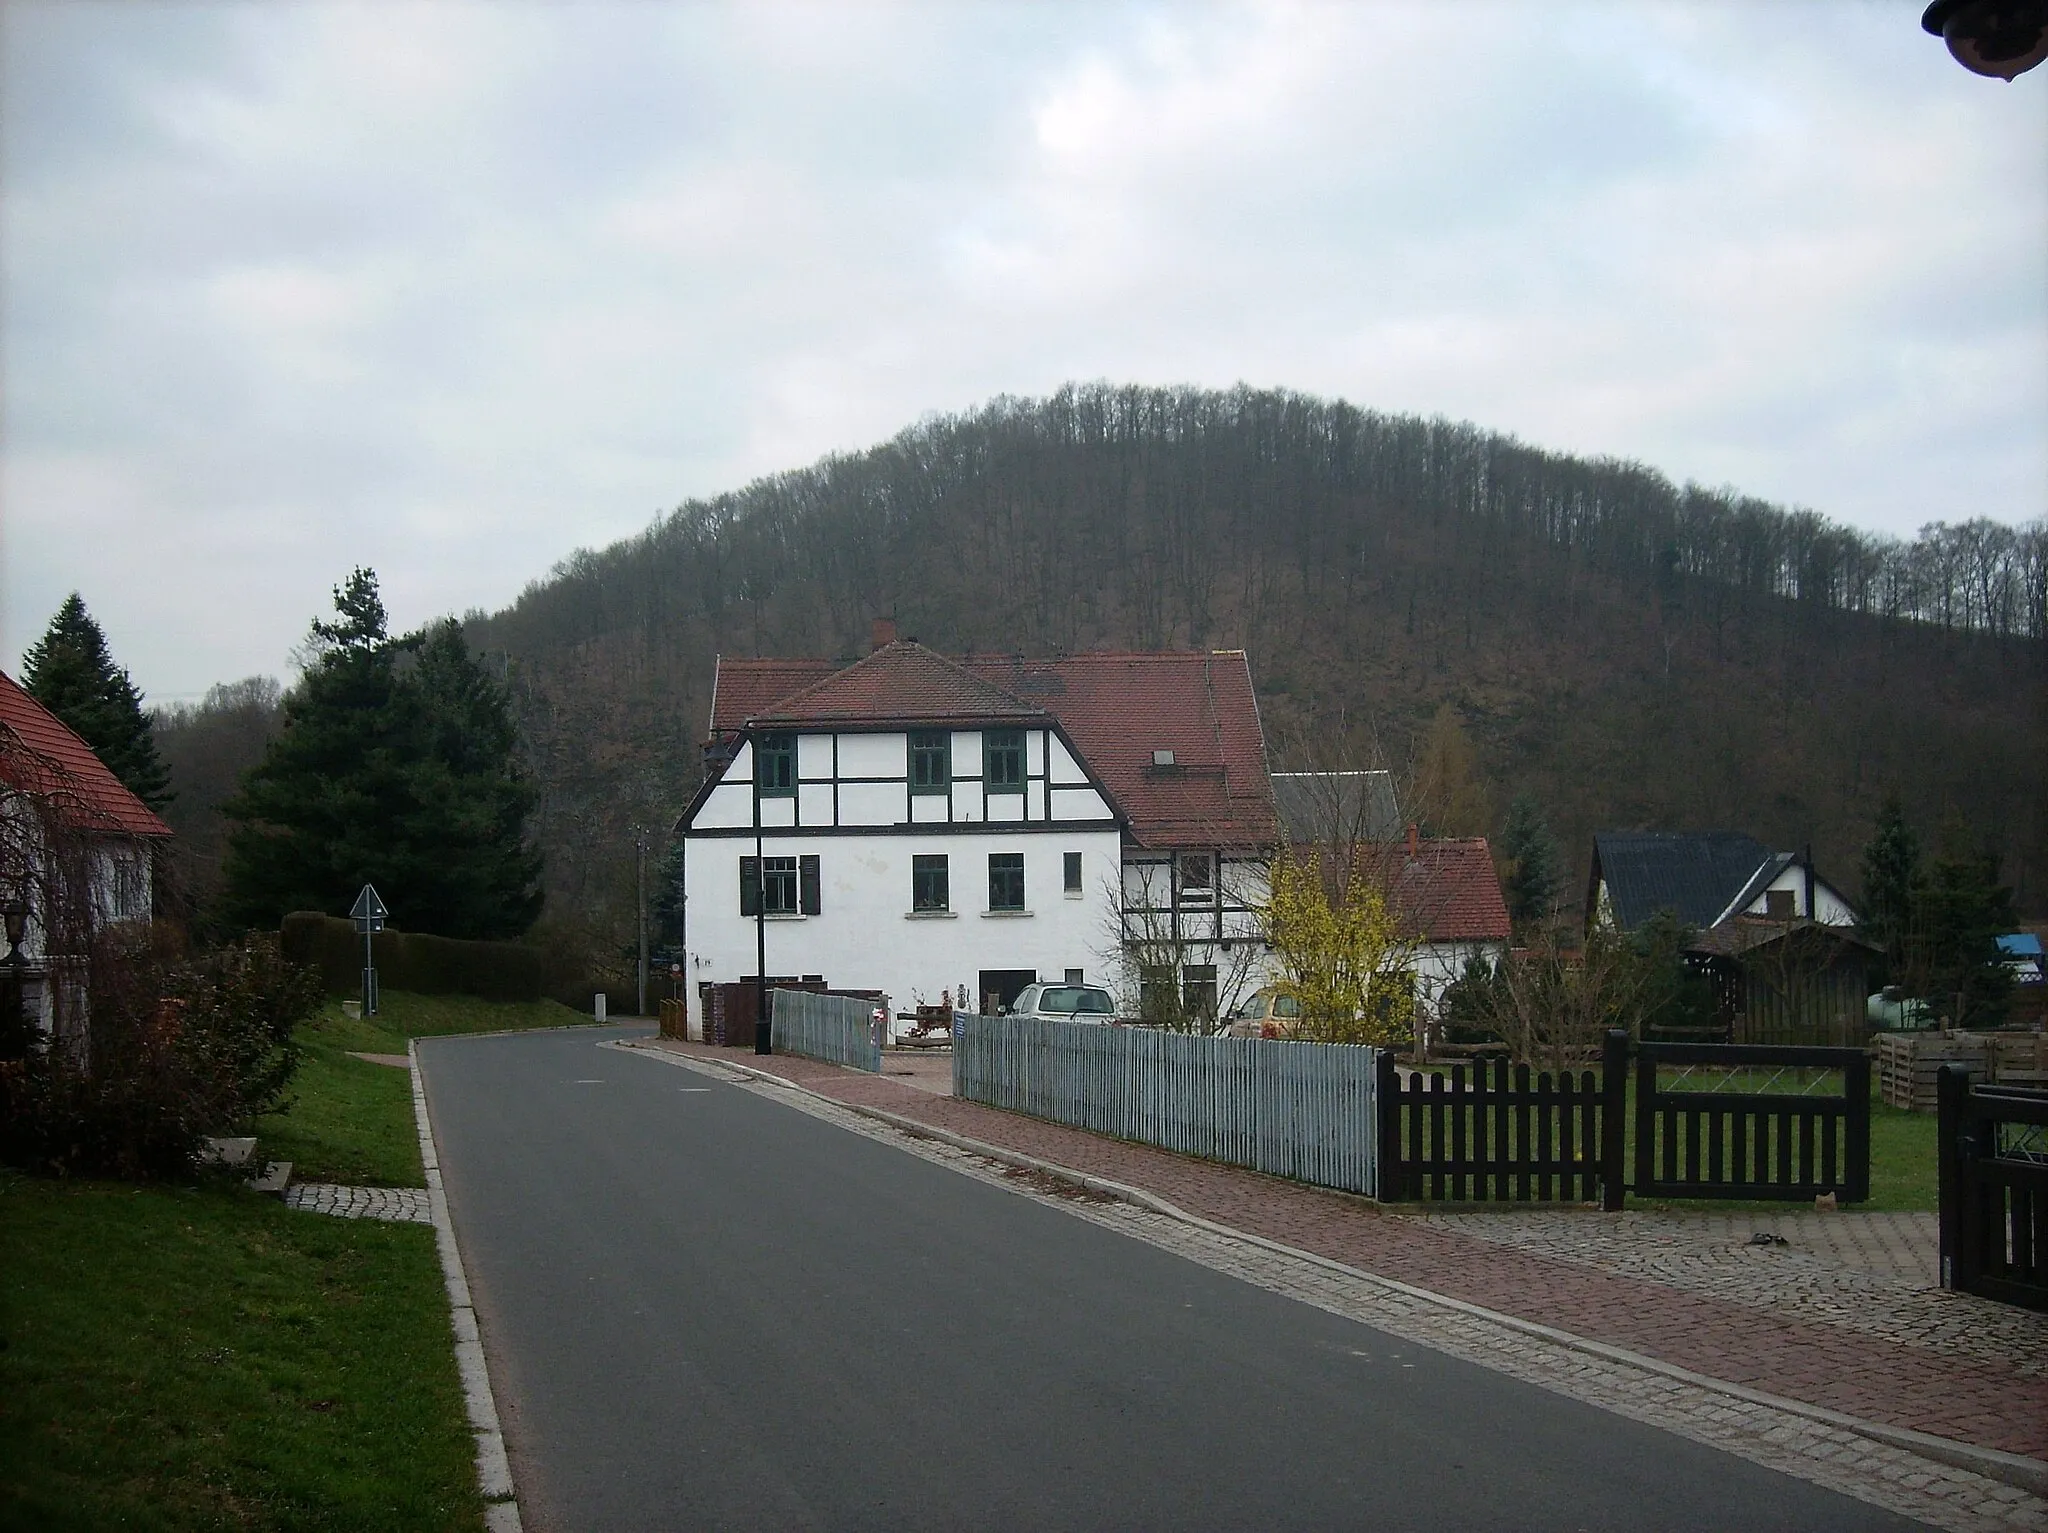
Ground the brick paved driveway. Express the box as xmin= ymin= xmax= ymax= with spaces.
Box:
xmin=654 ymin=1038 xmax=2048 ymax=1466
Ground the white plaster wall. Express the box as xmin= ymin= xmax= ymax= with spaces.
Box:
xmin=797 ymin=733 xmax=833 ymax=777
xmin=1740 ymin=866 xmax=1858 ymax=925
xmin=798 ymin=783 xmax=833 ymax=825
xmin=683 ymin=827 xmax=1125 ymax=1030
xmin=836 ymin=732 xmax=903 ymax=778
xmin=1048 ymin=787 xmax=1111 ymax=821
xmin=838 ymin=782 xmax=901 ymax=825
xmin=1048 ymin=735 xmax=1086 ymax=785
xmin=1413 ymin=941 xmax=1503 ymax=1011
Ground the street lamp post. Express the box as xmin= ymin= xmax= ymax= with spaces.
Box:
xmin=1 ymin=899 xmax=30 ymax=1060
xmin=1922 ymin=0 xmax=2048 ymax=79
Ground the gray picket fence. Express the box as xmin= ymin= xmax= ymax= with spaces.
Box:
xmin=771 ymin=989 xmax=883 ymax=1072
xmin=953 ymin=1016 xmax=1381 ymax=1196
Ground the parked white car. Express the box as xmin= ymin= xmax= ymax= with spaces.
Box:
xmin=1007 ymin=984 xmax=1118 ymax=1025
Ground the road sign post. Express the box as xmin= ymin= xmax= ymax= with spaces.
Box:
xmin=350 ymin=884 xmax=388 ymax=1018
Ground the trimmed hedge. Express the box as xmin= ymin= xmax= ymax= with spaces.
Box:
xmin=281 ymin=912 xmax=586 ymax=1005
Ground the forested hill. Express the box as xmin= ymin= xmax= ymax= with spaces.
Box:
xmin=466 ymin=383 xmax=2047 ymax=937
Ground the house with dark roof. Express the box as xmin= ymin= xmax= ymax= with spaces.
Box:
xmin=1 ymin=669 xmax=172 ymax=1045
xmin=676 ymin=623 xmax=1280 ymax=1029
xmin=1586 ymin=830 xmax=1874 ymax=1045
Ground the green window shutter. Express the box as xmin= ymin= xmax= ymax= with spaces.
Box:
xmin=799 ymin=855 xmax=821 ymax=915
xmin=740 ymin=856 xmax=761 ymax=917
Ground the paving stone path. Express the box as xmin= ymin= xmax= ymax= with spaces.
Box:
xmin=647 ymin=1038 xmax=2048 ymax=1469
xmin=283 ymin=1183 xmax=432 ymax=1223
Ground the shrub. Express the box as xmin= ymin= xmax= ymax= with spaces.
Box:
xmin=0 ymin=926 xmax=323 ymax=1179
xmin=280 ymin=911 xmax=586 ymax=1004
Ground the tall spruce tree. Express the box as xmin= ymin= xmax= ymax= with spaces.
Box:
xmin=220 ymin=570 xmax=542 ymax=939
xmin=1858 ymin=794 xmax=1923 ymax=986
xmin=1499 ymin=793 xmax=1561 ymax=928
xmin=1918 ymin=810 xmax=2016 ymax=1028
xmin=20 ymin=593 xmax=172 ymax=810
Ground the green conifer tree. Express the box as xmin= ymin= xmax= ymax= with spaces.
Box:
xmin=220 ymin=570 xmax=542 ymax=939
xmin=20 ymin=593 xmax=172 ymax=810
xmin=1858 ymin=794 xmax=1922 ymax=987
xmin=1499 ymin=793 xmax=1561 ymax=928
xmin=1918 ymin=810 xmax=2015 ymax=1028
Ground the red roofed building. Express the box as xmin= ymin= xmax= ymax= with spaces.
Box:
xmin=679 ymin=632 xmax=1280 ymax=1030
xmin=1387 ymin=834 xmax=1513 ymax=1013
xmin=1 ymin=668 xmax=172 ymax=1041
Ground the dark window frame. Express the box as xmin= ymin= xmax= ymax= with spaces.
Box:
xmin=756 ymin=734 xmax=796 ymax=797
xmin=912 ymin=854 xmax=950 ymax=912
xmin=984 ymin=729 xmax=1024 ymax=790
xmin=1063 ymin=851 xmax=1083 ymax=894
xmin=988 ymin=852 xmax=1025 ymax=912
xmin=760 ymin=856 xmax=800 ymax=915
xmin=909 ymin=730 xmax=951 ymax=795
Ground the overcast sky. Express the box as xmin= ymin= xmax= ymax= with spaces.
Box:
xmin=4 ymin=1 xmax=2043 ymax=703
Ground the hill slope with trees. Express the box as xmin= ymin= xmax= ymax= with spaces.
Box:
xmin=434 ymin=384 xmax=2037 ymax=942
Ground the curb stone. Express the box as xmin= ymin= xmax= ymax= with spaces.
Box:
xmin=410 ymin=1038 xmax=523 ymax=1531
xmin=611 ymin=1039 xmax=2048 ymax=1505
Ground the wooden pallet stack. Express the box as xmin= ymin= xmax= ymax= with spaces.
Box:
xmin=1878 ymin=1031 xmax=2048 ymax=1110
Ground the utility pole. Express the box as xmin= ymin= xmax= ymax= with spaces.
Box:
xmin=635 ymin=827 xmax=649 ymax=1019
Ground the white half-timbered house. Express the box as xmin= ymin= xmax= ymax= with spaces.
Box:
xmin=675 ymin=628 xmax=1281 ymax=1032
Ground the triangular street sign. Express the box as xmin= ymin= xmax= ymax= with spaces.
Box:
xmin=351 ymin=884 xmax=388 ymax=930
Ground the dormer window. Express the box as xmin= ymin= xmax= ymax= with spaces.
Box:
xmin=756 ymin=734 xmax=795 ymax=797
xmin=1178 ymin=852 xmax=1214 ymax=903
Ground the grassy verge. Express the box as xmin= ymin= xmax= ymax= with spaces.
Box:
xmin=0 ymin=1173 xmax=483 ymax=1533
xmin=0 ymin=989 xmax=582 ymax=1532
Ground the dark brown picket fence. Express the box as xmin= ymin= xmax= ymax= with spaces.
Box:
xmin=1939 ymin=1069 xmax=2048 ymax=1312
xmin=1376 ymin=1032 xmax=1870 ymax=1207
xmin=1374 ymin=1033 xmax=1627 ymax=1207
xmin=1633 ymin=1042 xmax=1870 ymax=1203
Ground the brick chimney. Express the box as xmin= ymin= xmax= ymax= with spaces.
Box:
xmin=871 ymin=617 xmax=898 ymax=651
xmin=1407 ymin=823 xmax=1419 ymax=860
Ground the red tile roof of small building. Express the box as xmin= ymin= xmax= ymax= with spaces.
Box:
xmin=707 ymin=645 xmax=1279 ymax=851
xmin=0 ymin=669 xmax=172 ymax=839
xmin=1388 ymin=837 xmax=1511 ymax=943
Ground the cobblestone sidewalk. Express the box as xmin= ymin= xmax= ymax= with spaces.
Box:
xmin=283 ymin=1183 xmax=432 ymax=1223
xmin=633 ymin=1041 xmax=2047 ymax=1533
xmin=644 ymin=1039 xmax=2048 ymax=1470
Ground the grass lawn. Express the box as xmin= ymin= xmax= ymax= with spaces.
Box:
xmin=0 ymin=989 xmax=584 ymax=1533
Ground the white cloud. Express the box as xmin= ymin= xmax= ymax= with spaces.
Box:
xmin=2 ymin=0 xmax=2042 ymax=698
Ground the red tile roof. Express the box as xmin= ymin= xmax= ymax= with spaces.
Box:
xmin=965 ymin=652 xmax=1276 ymax=852
xmin=707 ymin=645 xmax=1279 ymax=852
xmin=1387 ymin=837 xmax=1511 ymax=943
xmin=710 ymin=658 xmax=840 ymax=731
xmin=0 ymin=669 xmax=172 ymax=839
xmin=751 ymin=642 xmax=1047 ymax=728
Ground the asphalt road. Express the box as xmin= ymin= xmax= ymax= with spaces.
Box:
xmin=418 ymin=1027 xmax=1927 ymax=1533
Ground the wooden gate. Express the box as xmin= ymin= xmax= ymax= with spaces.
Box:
xmin=1375 ymin=1033 xmax=1627 ymax=1207
xmin=1633 ymin=1041 xmax=1869 ymax=1202
xmin=1938 ymin=1068 xmax=2048 ymax=1311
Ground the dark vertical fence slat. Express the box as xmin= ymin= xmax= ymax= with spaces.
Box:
xmin=1938 ymin=1068 xmax=2048 ymax=1311
xmin=1601 ymin=1032 xmax=1628 ymax=1211
xmin=1552 ymin=1072 xmax=1571 ymax=1202
xmin=1846 ymin=1053 xmax=1872 ymax=1203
